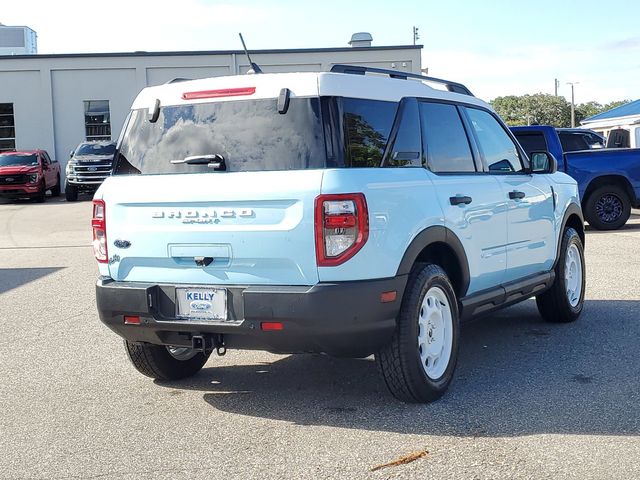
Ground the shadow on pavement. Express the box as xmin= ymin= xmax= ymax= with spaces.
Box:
xmin=586 ymin=223 xmax=640 ymax=233
xmin=158 ymin=299 xmax=640 ymax=437
xmin=0 ymin=267 xmax=65 ymax=294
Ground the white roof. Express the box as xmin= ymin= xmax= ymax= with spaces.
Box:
xmin=131 ymin=71 xmax=490 ymax=110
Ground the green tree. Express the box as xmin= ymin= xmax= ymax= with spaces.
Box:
xmin=603 ymin=99 xmax=632 ymax=111
xmin=491 ymin=94 xmax=572 ymax=127
xmin=575 ymin=101 xmax=603 ymax=122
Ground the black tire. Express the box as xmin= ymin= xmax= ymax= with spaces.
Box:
xmin=51 ymin=175 xmax=61 ymax=197
xmin=376 ymin=263 xmax=460 ymax=403
xmin=584 ymin=184 xmax=631 ymax=230
xmin=65 ymin=183 xmax=78 ymax=202
xmin=536 ymin=227 xmax=585 ymax=323
xmin=35 ymin=181 xmax=46 ymax=203
xmin=124 ymin=341 xmax=210 ymax=380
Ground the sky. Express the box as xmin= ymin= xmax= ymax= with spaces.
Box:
xmin=2 ymin=0 xmax=639 ymax=104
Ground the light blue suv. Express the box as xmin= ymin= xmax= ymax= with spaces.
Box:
xmin=93 ymin=65 xmax=585 ymax=403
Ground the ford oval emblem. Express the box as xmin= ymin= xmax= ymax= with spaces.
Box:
xmin=113 ymin=239 xmax=131 ymax=249
xmin=190 ymin=301 xmax=212 ymax=311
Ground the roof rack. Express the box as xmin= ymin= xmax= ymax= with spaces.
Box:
xmin=165 ymin=77 xmax=192 ymax=84
xmin=330 ymin=64 xmax=473 ymax=96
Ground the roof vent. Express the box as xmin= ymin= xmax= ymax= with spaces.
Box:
xmin=349 ymin=32 xmax=373 ymax=48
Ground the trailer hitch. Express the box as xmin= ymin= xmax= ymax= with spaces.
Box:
xmin=191 ymin=334 xmax=226 ymax=356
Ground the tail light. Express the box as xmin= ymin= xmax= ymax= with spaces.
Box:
xmin=315 ymin=193 xmax=368 ymax=267
xmin=182 ymin=87 xmax=256 ymax=100
xmin=92 ymin=199 xmax=108 ymax=263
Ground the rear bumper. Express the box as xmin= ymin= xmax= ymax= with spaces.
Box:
xmin=96 ymin=275 xmax=407 ymax=357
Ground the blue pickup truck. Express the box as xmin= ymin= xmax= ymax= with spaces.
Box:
xmin=512 ymin=125 xmax=640 ymax=230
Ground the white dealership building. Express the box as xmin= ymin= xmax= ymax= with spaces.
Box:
xmin=0 ymin=32 xmax=422 ymax=173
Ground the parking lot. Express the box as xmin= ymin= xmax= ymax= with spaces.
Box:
xmin=0 ymin=197 xmax=639 ymax=479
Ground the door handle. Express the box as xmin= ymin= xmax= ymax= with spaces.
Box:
xmin=450 ymin=195 xmax=473 ymax=206
xmin=509 ymin=190 xmax=526 ymax=200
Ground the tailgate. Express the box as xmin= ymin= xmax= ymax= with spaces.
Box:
xmin=99 ymin=170 xmax=323 ymax=285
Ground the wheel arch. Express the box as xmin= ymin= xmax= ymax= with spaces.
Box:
xmin=583 ymin=174 xmax=636 ymax=206
xmin=396 ymin=226 xmax=470 ymax=298
xmin=554 ymin=202 xmax=584 ymax=269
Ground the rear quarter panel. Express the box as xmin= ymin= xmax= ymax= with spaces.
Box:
xmin=549 ymin=172 xmax=582 ymax=253
xmin=564 ymin=148 xmax=640 ymax=202
xmin=318 ymin=168 xmax=443 ymax=282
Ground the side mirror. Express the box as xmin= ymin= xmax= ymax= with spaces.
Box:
xmin=69 ymin=150 xmax=74 ymax=158
xmin=530 ymin=151 xmax=558 ymax=174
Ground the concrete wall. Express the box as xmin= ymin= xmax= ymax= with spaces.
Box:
xmin=0 ymin=70 xmax=50 ymax=151
xmin=0 ymin=46 xmax=422 ymax=174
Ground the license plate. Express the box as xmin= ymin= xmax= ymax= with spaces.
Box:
xmin=176 ymin=287 xmax=227 ymax=321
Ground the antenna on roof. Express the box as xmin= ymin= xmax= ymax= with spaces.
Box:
xmin=238 ymin=33 xmax=262 ymax=74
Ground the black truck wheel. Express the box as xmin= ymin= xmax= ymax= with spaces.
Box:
xmin=35 ymin=180 xmax=46 ymax=203
xmin=124 ymin=341 xmax=210 ymax=380
xmin=536 ymin=227 xmax=585 ymax=323
xmin=51 ymin=175 xmax=61 ymax=197
xmin=65 ymin=183 xmax=78 ymax=202
xmin=376 ymin=263 xmax=459 ymax=403
xmin=584 ymin=184 xmax=631 ymax=230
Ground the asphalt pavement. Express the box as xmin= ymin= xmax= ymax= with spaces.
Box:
xmin=0 ymin=196 xmax=639 ymax=479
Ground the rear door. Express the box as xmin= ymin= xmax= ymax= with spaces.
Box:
xmin=463 ymin=107 xmax=556 ymax=281
xmin=40 ymin=152 xmax=55 ymax=188
xmin=419 ymin=101 xmax=508 ymax=294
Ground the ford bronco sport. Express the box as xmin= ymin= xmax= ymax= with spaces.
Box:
xmin=94 ymin=65 xmax=585 ymax=403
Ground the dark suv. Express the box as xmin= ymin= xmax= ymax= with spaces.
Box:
xmin=65 ymin=141 xmax=116 ymax=201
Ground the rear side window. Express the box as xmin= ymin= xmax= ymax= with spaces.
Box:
xmin=465 ymin=107 xmax=523 ymax=173
xmin=114 ymin=98 xmax=325 ymax=175
xmin=387 ymin=98 xmax=422 ymax=167
xmin=420 ymin=102 xmax=476 ymax=173
xmin=558 ymin=133 xmax=590 ymax=152
xmin=514 ymin=132 xmax=547 ymax=158
xmin=342 ymin=98 xmax=396 ymax=167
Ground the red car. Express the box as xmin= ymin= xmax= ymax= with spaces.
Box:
xmin=0 ymin=150 xmax=61 ymax=202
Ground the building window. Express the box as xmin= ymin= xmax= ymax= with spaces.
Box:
xmin=84 ymin=100 xmax=111 ymax=141
xmin=0 ymin=103 xmax=16 ymax=152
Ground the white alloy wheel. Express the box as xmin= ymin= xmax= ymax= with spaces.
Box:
xmin=417 ymin=286 xmax=453 ymax=380
xmin=564 ymin=243 xmax=583 ymax=307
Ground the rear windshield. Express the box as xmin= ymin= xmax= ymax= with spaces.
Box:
xmin=114 ymin=98 xmax=325 ymax=175
xmin=75 ymin=143 xmax=116 ymax=156
xmin=0 ymin=153 xmax=38 ymax=167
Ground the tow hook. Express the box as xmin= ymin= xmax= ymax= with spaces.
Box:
xmin=215 ymin=334 xmax=226 ymax=356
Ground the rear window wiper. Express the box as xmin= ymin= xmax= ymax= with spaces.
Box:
xmin=170 ymin=154 xmax=226 ymax=170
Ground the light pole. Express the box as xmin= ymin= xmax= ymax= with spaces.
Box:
xmin=567 ymin=81 xmax=579 ymax=127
